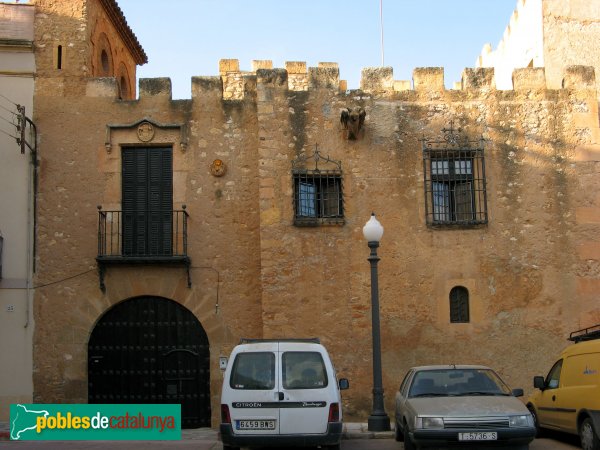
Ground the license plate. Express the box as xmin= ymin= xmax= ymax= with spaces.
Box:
xmin=458 ymin=432 xmax=498 ymax=441
xmin=236 ymin=420 xmax=276 ymax=430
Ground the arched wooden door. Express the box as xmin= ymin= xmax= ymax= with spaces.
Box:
xmin=88 ymin=296 xmax=210 ymax=428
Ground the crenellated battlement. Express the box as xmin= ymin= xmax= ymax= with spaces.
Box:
xmin=201 ymin=59 xmax=596 ymax=99
xmin=83 ymin=59 xmax=598 ymax=102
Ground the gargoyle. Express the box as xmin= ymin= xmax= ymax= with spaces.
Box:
xmin=340 ymin=107 xmax=366 ymax=140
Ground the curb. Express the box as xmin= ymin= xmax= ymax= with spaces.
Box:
xmin=344 ymin=431 xmax=394 ymax=439
xmin=342 ymin=423 xmax=395 ymax=440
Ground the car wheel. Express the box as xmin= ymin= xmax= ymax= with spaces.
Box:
xmin=394 ymin=419 xmax=404 ymax=442
xmin=580 ymin=417 xmax=600 ymax=450
xmin=527 ymin=405 xmax=544 ymax=438
xmin=403 ymin=420 xmax=417 ymax=450
xmin=222 ymin=445 xmax=240 ymax=450
xmin=327 ymin=444 xmax=341 ymax=450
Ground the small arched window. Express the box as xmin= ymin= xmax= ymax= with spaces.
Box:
xmin=101 ymin=50 xmax=110 ymax=74
xmin=449 ymin=286 xmax=470 ymax=323
xmin=117 ymin=63 xmax=131 ymax=100
xmin=119 ymin=76 xmax=129 ymax=99
xmin=56 ymin=45 xmax=63 ymax=69
xmin=93 ymin=32 xmax=113 ymax=77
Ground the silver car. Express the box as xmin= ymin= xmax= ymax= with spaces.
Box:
xmin=394 ymin=365 xmax=536 ymax=449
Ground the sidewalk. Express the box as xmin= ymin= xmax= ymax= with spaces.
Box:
xmin=179 ymin=423 xmax=394 ymax=440
xmin=1 ymin=421 xmax=394 ymax=442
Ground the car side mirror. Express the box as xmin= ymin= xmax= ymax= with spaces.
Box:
xmin=533 ymin=376 xmax=545 ymax=390
xmin=338 ymin=378 xmax=349 ymax=390
xmin=512 ymin=388 xmax=524 ymax=397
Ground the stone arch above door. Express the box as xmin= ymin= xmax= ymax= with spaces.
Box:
xmin=88 ymin=295 xmax=210 ymax=428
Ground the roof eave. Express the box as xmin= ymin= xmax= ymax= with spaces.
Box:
xmin=98 ymin=0 xmax=148 ymax=65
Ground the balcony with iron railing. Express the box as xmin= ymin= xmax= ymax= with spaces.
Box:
xmin=96 ymin=206 xmax=190 ymax=290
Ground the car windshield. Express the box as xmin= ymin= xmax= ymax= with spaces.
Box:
xmin=408 ymin=368 xmax=512 ymax=397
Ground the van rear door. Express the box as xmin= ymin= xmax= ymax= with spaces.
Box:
xmin=278 ymin=343 xmax=331 ymax=435
xmin=227 ymin=347 xmax=280 ymax=435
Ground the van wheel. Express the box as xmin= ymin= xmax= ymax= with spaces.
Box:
xmin=223 ymin=445 xmax=240 ymax=450
xmin=580 ymin=417 xmax=600 ymax=450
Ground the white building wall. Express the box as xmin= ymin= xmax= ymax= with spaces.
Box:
xmin=476 ymin=0 xmax=544 ymax=90
xmin=477 ymin=0 xmax=600 ymax=94
xmin=0 ymin=2 xmax=35 ymax=421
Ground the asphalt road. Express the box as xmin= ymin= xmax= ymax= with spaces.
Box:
xmin=0 ymin=435 xmax=582 ymax=450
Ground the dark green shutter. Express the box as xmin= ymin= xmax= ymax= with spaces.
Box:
xmin=122 ymin=147 xmax=173 ymax=256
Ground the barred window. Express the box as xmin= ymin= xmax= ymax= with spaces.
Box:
xmin=424 ymin=148 xmax=487 ymax=226
xmin=293 ymin=171 xmax=343 ymax=225
xmin=292 ymin=146 xmax=344 ymax=226
xmin=450 ymin=286 xmax=470 ymax=323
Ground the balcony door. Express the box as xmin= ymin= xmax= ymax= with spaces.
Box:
xmin=122 ymin=147 xmax=173 ymax=256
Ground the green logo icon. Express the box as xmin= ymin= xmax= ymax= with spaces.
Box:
xmin=10 ymin=404 xmax=181 ymax=440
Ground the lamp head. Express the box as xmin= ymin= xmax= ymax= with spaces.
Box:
xmin=363 ymin=213 xmax=384 ymax=242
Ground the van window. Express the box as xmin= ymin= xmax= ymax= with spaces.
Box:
xmin=282 ymin=351 xmax=328 ymax=389
xmin=546 ymin=359 xmax=563 ymax=389
xmin=230 ymin=352 xmax=275 ymax=390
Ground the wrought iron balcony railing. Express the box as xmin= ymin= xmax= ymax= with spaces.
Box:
xmin=96 ymin=207 xmax=190 ymax=290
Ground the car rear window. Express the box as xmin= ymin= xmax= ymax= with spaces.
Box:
xmin=230 ymin=352 xmax=275 ymax=390
xmin=282 ymin=351 xmax=328 ymax=389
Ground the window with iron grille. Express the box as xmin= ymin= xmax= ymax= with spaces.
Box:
xmin=423 ymin=123 xmax=487 ymax=226
xmin=292 ymin=147 xmax=344 ymax=226
xmin=449 ymin=286 xmax=470 ymax=323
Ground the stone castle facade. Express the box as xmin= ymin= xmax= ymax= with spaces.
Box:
xmin=5 ymin=0 xmax=600 ymax=425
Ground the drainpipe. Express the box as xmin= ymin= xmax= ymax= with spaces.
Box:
xmin=24 ymin=117 xmax=37 ymax=329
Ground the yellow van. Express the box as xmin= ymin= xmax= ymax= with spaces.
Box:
xmin=527 ymin=324 xmax=600 ymax=450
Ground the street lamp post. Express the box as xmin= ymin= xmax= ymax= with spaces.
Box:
xmin=363 ymin=213 xmax=391 ymax=432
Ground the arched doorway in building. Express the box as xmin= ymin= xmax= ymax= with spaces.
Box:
xmin=88 ymin=296 xmax=211 ymax=428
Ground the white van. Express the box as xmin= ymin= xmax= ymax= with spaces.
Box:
xmin=219 ymin=338 xmax=349 ymax=449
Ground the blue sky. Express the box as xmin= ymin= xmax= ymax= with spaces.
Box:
xmin=118 ymin=0 xmax=518 ymax=99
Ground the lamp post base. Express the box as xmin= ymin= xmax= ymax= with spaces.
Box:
xmin=367 ymin=414 xmax=391 ymax=432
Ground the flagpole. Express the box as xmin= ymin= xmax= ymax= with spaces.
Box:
xmin=380 ymin=0 xmax=385 ymax=66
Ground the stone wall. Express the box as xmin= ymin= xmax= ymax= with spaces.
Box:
xmin=33 ymin=72 xmax=263 ymax=423
xmin=32 ymin=0 xmax=140 ymax=99
xmin=31 ymin=57 xmax=600 ymax=423
xmin=543 ymin=0 xmax=600 ymax=91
